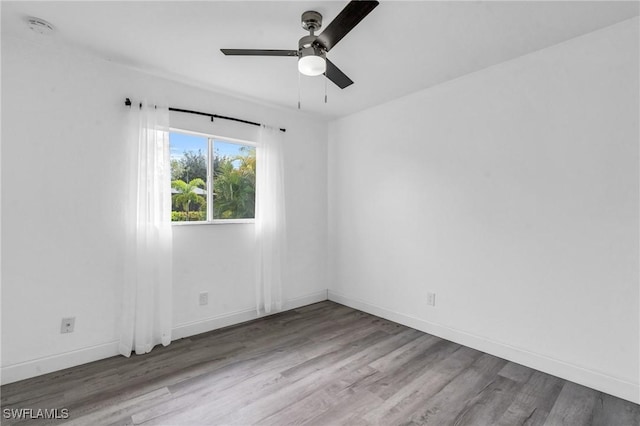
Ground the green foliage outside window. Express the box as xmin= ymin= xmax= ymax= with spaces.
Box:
xmin=171 ymin=178 xmax=206 ymax=219
xmin=213 ymin=146 xmax=256 ymax=219
xmin=170 ymin=145 xmax=256 ymax=221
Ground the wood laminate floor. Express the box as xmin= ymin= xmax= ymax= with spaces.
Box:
xmin=1 ymin=301 xmax=639 ymax=425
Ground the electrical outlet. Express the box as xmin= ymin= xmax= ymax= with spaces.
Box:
xmin=199 ymin=292 xmax=209 ymax=306
xmin=427 ymin=292 xmax=436 ymax=307
xmin=61 ymin=317 xmax=75 ymax=333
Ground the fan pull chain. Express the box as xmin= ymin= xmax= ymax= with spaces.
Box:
xmin=324 ymin=73 xmax=328 ymax=104
xmin=297 ymin=72 xmax=301 ymax=109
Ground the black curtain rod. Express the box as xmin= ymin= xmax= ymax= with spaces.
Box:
xmin=124 ymin=98 xmax=286 ymax=133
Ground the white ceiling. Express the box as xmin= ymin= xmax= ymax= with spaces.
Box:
xmin=2 ymin=1 xmax=638 ymax=119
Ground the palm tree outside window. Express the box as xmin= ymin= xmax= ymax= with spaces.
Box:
xmin=169 ymin=131 xmax=256 ymax=222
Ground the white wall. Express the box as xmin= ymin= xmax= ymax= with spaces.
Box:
xmin=328 ymin=18 xmax=639 ymax=403
xmin=1 ymin=35 xmax=328 ymax=383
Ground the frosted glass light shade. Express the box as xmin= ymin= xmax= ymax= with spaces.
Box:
xmin=298 ymin=55 xmax=326 ymax=76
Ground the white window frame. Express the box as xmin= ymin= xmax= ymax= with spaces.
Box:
xmin=170 ymin=127 xmax=257 ymax=225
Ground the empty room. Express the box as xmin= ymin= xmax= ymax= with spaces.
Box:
xmin=1 ymin=1 xmax=639 ymax=424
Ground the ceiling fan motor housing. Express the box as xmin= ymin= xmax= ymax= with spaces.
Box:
xmin=298 ymin=35 xmax=325 ymax=57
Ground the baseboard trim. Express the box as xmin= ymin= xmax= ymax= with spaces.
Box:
xmin=282 ymin=289 xmax=329 ymax=311
xmin=172 ymin=290 xmax=329 ymax=340
xmin=328 ymin=290 xmax=640 ymax=405
xmin=171 ymin=308 xmax=259 ymax=341
xmin=1 ymin=341 xmax=121 ymax=386
xmin=1 ymin=290 xmax=329 ymax=386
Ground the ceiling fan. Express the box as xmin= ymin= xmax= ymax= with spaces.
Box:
xmin=220 ymin=1 xmax=379 ymax=89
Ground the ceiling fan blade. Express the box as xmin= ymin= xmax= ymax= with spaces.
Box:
xmin=220 ymin=49 xmax=298 ymax=57
xmin=325 ymin=59 xmax=354 ymax=89
xmin=316 ymin=1 xmax=379 ymax=52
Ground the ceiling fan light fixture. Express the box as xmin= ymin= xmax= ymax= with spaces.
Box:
xmin=298 ymin=54 xmax=326 ymax=76
xmin=298 ymin=38 xmax=326 ymax=76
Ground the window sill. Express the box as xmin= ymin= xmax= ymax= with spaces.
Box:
xmin=172 ymin=219 xmax=255 ymax=226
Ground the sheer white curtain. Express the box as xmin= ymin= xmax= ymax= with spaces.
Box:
xmin=255 ymin=125 xmax=287 ymax=314
xmin=119 ymin=101 xmax=173 ymax=357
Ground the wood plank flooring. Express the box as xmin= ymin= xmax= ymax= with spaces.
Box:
xmin=1 ymin=301 xmax=638 ymax=425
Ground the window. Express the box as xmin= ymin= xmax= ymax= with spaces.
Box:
xmin=170 ymin=130 xmax=256 ymax=222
